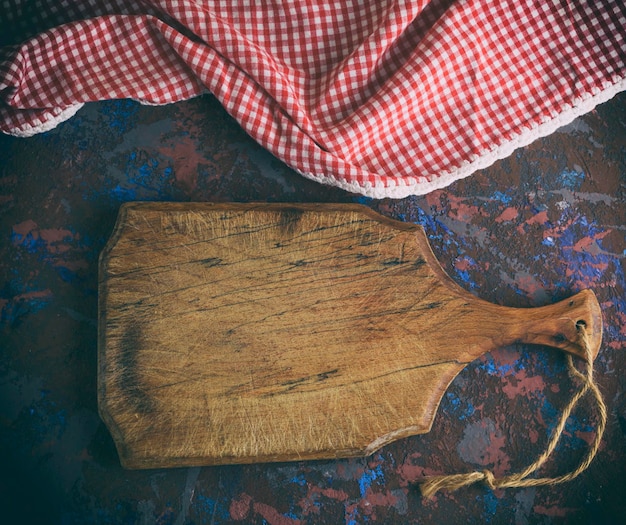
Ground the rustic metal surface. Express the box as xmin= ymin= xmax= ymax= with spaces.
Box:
xmin=1 ymin=92 xmax=625 ymax=524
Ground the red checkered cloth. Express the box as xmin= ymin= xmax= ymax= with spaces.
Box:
xmin=1 ymin=1 xmax=625 ymax=197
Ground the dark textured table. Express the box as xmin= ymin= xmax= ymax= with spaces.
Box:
xmin=1 ymin=91 xmax=625 ymax=524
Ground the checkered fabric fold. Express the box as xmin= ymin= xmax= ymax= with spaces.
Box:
xmin=1 ymin=1 xmax=625 ymax=197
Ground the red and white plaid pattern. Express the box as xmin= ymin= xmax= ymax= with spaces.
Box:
xmin=1 ymin=0 xmax=625 ymax=197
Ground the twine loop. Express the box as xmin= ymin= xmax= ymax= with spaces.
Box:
xmin=420 ymin=323 xmax=606 ymax=499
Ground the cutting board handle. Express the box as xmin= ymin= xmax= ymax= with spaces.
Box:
xmin=465 ymin=289 xmax=602 ymax=361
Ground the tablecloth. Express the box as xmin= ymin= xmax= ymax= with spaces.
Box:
xmin=1 ymin=0 xmax=625 ymax=197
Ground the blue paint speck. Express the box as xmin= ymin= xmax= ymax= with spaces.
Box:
xmin=110 ymin=184 xmax=138 ymax=201
xmin=454 ymin=257 xmax=478 ymax=289
xmin=290 ymin=474 xmax=307 ymax=486
xmin=456 ymin=269 xmax=470 ymax=283
xmin=478 ymin=491 xmax=499 ymax=520
xmin=445 ymin=392 xmax=475 ymax=420
xmin=358 ymin=464 xmax=384 ymax=498
xmin=559 ymin=169 xmax=585 ymax=190
xmin=11 ymin=230 xmax=44 ymax=253
xmin=480 ymin=355 xmax=516 ymax=377
xmin=353 ymin=196 xmax=373 ymax=205
xmin=346 ymin=506 xmax=359 ymax=525
xmin=491 ymin=191 xmax=512 ymax=205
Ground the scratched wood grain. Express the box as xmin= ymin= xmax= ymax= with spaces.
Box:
xmin=98 ymin=203 xmax=602 ymax=468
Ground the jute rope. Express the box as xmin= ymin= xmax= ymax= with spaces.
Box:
xmin=420 ymin=322 xmax=607 ymax=499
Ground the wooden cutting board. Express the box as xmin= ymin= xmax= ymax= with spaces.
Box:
xmin=98 ymin=202 xmax=602 ymax=469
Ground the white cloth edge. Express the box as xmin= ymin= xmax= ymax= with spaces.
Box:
xmin=7 ymin=104 xmax=85 ymax=137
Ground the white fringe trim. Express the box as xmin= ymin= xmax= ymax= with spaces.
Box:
xmin=9 ymin=104 xmax=85 ymax=137
xmin=299 ymin=77 xmax=626 ymax=199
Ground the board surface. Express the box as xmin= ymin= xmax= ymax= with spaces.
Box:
xmin=98 ymin=203 xmax=602 ymax=468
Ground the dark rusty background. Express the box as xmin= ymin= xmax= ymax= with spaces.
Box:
xmin=1 ymin=91 xmax=625 ymax=524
